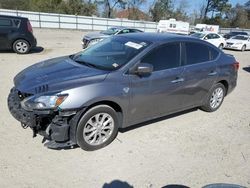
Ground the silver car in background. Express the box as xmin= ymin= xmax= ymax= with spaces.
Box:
xmin=81 ymin=26 xmax=143 ymax=48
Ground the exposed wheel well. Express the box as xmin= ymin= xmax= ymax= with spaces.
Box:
xmin=218 ymin=80 xmax=229 ymax=95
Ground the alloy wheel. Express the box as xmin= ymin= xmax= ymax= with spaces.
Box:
xmin=83 ymin=113 xmax=114 ymax=146
xmin=210 ymin=87 xmax=224 ymax=109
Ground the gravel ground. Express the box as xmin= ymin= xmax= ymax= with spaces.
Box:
xmin=0 ymin=28 xmax=250 ymax=188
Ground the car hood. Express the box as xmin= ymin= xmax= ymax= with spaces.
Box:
xmin=226 ymin=39 xmax=246 ymax=43
xmin=83 ymin=32 xmax=110 ymax=40
xmin=14 ymin=56 xmax=109 ymax=94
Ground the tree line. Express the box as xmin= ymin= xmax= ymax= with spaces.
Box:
xmin=0 ymin=0 xmax=249 ymax=28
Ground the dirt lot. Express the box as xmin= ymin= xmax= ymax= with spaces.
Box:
xmin=0 ymin=28 xmax=250 ymax=188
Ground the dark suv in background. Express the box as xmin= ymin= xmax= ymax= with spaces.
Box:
xmin=0 ymin=15 xmax=37 ymax=54
xmin=223 ymin=31 xmax=248 ymax=40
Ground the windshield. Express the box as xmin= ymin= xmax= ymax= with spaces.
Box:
xmin=101 ymin=27 xmax=120 ymax=35
xmin=194 ymin=28 xmax=202 ymax=32
xmin=232 ymin=35 xmax=248 ymax=40
xmin=191 ymin=32 xmax=206 ymax=39
xmin=72 ymin=36 xmax=151 ymax=71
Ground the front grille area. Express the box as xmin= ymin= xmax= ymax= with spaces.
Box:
xmin=227 ymin=42 xmax=234 ymax=45
xmin=17 ymin=90 xmax=32 ymax=100
xmin=8 ymin=88 xmax=35 ymax=127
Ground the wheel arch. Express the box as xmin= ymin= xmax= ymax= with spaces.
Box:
xmin=217 ymin=80 xmax=229 ymax=95
xmin=12 ymin=38 xmax=31 ymax=49
xmin=85 ymin=100 xmax=123 ymax=124
xmin=242 ymin=44 xmax=246 ymax=50
xmin=69 ymin=100 xmax=124 ymax=144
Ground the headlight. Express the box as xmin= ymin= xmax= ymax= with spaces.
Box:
xmin=21 ymin=94 xmax=68 ymax=111
xmin=88 ymin=38 xmax=103 ymax=46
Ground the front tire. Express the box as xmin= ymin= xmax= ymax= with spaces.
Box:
xmin=201 ymin=83 xmax=226 ymax=112
xmin=13 ymin=39 xmax=30 ymax=54
xmin=241 ymin=45 xmax=246 ymax=52
xmin=218 ymin=43 xmax=223 ymax=49
xmin=76 ymin=105 xmax=119 ymax=151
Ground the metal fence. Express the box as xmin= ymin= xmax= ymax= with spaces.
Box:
xmin=219 ymin=28 xmax=250 ymax=35
xmin=0 ymin=8 xmax=157 ymax=32
xmin=1 ymin=8 xmax=250 ymax=34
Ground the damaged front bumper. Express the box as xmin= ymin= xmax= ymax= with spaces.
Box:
xmin=7 ymin=88 xmax=81 ymax=149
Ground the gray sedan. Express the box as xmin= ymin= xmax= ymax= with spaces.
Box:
xmin=8 ymin=33 xmax=238 ymax=151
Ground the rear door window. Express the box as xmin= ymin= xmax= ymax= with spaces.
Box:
xmin=120 ymin=29 xmax=130 ymax=34
xmin=185 ymin=42 xmax=210 ymax=65
xmin=129 ymin=29 xmax=142 ymax=33
xmin=212 ymin=34 xmax=220 ymax=39
xmin=142 ymin=43 xmax=181 ymax=71
xmin=184 ymin=42 xmax=220 ymax=65
xmin=0 ymin=18 xmax=13 ymax=27
xmin=206 ymin=34 xmax=213 ymax=39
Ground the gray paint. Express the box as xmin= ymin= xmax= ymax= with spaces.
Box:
xmin=13 ymin=33 xmax=238 ymax=128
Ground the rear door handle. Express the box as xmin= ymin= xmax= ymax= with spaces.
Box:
xmin=208 ymin=71 xmax=217 ymax=76
xmin=171 ymin=78 xmax=184 ymax=83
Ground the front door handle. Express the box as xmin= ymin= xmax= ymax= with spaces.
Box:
xmin=208 ymin=71 xmax=217 ymax=76
xmin=171 ymin=78 xmax=184 ymax=83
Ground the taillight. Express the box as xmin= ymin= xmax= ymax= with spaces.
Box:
xmin=27 ymin=20 xmax=33 ymax=33
xmin=233 ymin=61 xmax=239 ymax=71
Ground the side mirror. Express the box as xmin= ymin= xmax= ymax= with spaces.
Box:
xmin=134 ymin=63 xmax=153 ymax=76
xmin=204 ymin=37 xmax=208 ymax=40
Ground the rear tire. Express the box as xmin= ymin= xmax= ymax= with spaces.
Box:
xmin=241 ymin=45 xmax=246 ymax=52
xmin=76 ymin=105 xmax=119 ymax=151
xmin=13 ymin=39 xmax=30 ymax=54
xmin=201 ymin=83 xmax=226 ymax=112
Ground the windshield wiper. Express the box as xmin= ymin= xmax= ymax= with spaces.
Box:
xmin=74 ymin=59 xmax=100 ymax=69
xmin=69 ymin=53 xmax=82 ymax=60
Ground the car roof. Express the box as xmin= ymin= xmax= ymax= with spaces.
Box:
xmin=230 ymin=31 xmax=247 ymax=33
xmin=0 ymin=14 xmax=27 ymax=20
xmin=119 ymin=32 xmax=200 ymax=43
xmin=192 ymin=32 xmax=217 ymax=35
xmin=110 ymin=26 xmax=142 ymax=30
xmin=232 ymin=35 xmax=249 ymax=37
xmin=191 ymin=32 xmax=205 ymax=34
xmin=199 ymin=32 xmax=220 ymax=35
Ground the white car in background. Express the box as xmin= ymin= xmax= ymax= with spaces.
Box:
xmin=224 ymin=35 xmax=250 ymax=51
xmin=191 ymin=32 xmax=226 ymax=49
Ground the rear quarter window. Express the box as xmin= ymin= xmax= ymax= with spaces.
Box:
xmin=209 ymin=47 xmax=219 ymax=61
xmin=0 ymin=18 xmax=13 ymax=27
